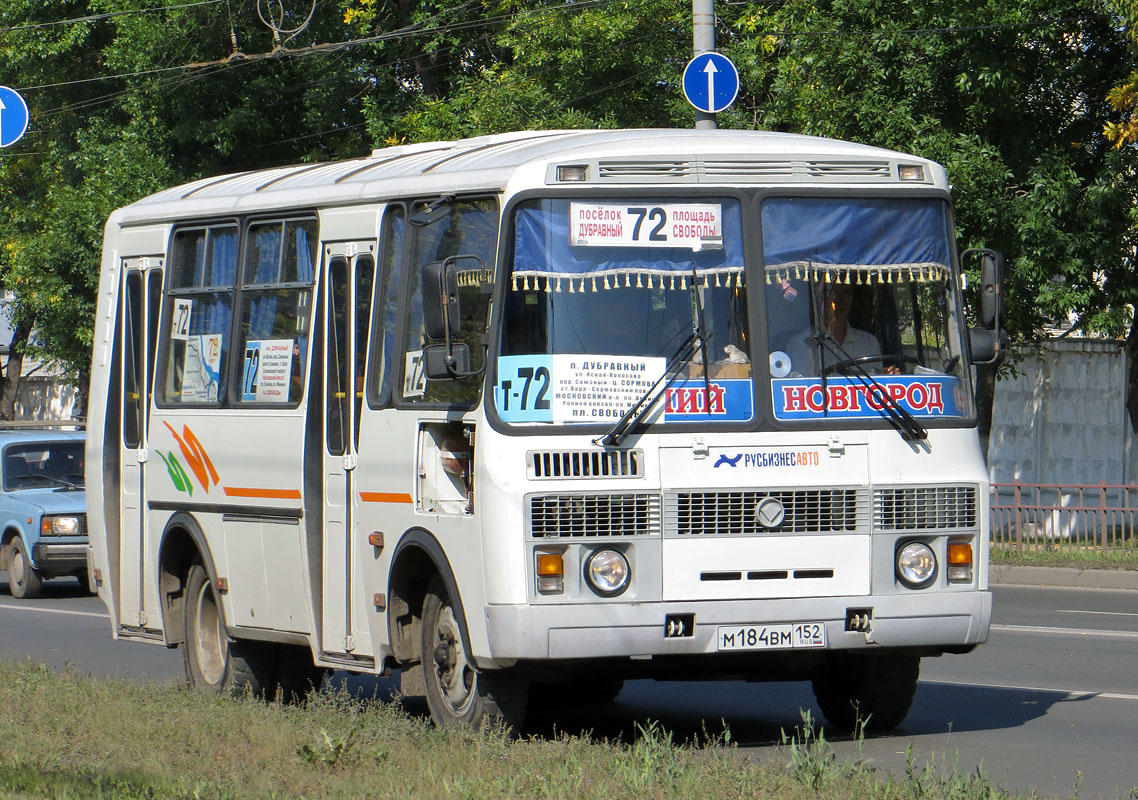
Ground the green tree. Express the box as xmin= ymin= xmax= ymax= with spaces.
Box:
xmin=0 ymin=0 xmax=372 ymax=415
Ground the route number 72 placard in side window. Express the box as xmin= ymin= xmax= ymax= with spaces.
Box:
xmin=569 ymin=203 xmax=722 ymax=248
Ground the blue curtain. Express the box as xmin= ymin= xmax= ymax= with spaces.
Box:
xmin=761 ymin=198 xmax=950 ymax=284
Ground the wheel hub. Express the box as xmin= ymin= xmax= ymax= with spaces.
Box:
xmin=432 ymin=605 xmax=474 ymax=714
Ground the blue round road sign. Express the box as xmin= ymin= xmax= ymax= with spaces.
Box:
xmin=682 ymin=52 xmax=739 ymax=114
xmin=0 ymin=86 xmax=30 ymax=148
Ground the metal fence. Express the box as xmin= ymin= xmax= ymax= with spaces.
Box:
xmin=990 ymin=482 xmax=1138 ymax=552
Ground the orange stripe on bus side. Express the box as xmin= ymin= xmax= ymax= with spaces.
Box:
xmin=222 ymin=487 xmax=303 ymax=500
xmin=359 ymin=492 xmax=414 ymax=504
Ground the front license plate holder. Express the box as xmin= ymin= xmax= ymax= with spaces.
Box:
xmin=716 ymin=622 xmax=827 ymax=651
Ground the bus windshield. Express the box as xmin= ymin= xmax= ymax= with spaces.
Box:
xmin=495 ymin=194 xmax=973 ymax=429
xmin=762 ymin=197 xmax=974 ymax=423
xmin=497 ymin=197 xmax=753 ymax=425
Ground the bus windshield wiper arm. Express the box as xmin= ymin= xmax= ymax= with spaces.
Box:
xmin=595 ymin=328 xmax=708 ymax=448
xmin=815 ymin=334 xmax=928 ymax=442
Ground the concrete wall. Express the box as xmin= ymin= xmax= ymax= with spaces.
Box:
xmin=12 ymin=375 xmax=80 ymax=421
xmin=988 ymin=338 xmax=1130 ymax=486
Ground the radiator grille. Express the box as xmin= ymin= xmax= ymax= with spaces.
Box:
xmin=874 ymin=486 xmax=978 ymax=530
xmin=667 ymin=489 xmax=863 ymax=535
xmin=529 ymin=449 xmax=643 ymax=479
xmin=529 ymin=493 xmax=661 ymax=538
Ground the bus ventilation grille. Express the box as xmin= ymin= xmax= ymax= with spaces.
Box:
xmin=666 ymin=489 xmax=864 ymax=535
xmin=873 ymin=486 xmax=978 ymax=530
xmin=594 ymin=159 xmax=893 ymax=182
xmin=528 ymin=449 xmax=643 ymax=479
xmin=529 ymin=493 xmax=662 ymax=538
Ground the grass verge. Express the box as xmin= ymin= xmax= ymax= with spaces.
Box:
xmin=989 ymin=544 xmax=1138 ymax=571
xmin=0 ymin=659 xmax=1042 ymax=800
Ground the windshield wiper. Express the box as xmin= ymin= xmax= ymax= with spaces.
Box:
xmin=594 ymin=327 xmax=708 ymax=448
xmin=815 ymin=334 xmax=928 ymax=442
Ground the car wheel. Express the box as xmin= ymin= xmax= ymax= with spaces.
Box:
xmin=812 ymin=652 xmax=920 ymax=731
xmin=274 ymin=644 xmax=327 ymax=704
xmin=74 ymin=569 xmax=93 ymax=595
xmin=7 ymin=538 xmax=43 ymax=599
xmin=420 ymin=576 xmax=527 ymax=729
xmin=182 ymin=560 xmax=272 ymax=697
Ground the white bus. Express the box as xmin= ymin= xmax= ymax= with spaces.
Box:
xmin=87 ymin=129 xmax=1002 ymax=729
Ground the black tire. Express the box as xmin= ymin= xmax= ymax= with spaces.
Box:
xmin=182 ymin=560 xmax=273 ymax=697
xmin=74 ymin=569 xmax=93 ymax=595
xmin=7 ymin=538 xmax=43 ymax=599
xmin=274 ymin=645 xmax=327 ymax=704
xmin=812 ymin=653 xmax=920 ymax=731
xmin=420 ymin=576 xmax=527 ymax=729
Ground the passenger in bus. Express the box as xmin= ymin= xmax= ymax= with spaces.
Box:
xmin=785 ymin=282 xmax=898 ymax=375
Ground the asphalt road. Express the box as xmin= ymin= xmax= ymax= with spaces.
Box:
xmin=2 ymin=577 xmax=1137 ymax=799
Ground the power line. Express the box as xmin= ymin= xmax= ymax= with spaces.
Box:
xmin=0 ymin=0 xmax=222 ymax=35
xmin=16 ymin=0 xmax=633 ymax=94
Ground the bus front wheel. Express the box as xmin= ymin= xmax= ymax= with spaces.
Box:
xmin=421 ymin=577 xmax=527 ymax=729
xmin=811 ymin=652 xmax=920 ymax=731
xmin=183 ymin=560 xmax=272 ymax=697
xmin=6 ymin=538 xmax=43 ymax=600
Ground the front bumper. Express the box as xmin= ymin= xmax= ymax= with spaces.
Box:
xmin=484 ymin=590 xmax=992 ymax=663
xmin=31 ymin=542 xmax=88 ymax=572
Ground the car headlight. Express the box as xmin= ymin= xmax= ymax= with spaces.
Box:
xmin=41 ymin=515 xmax=82 ymax=537
xmin=584 ymin=548 xmax=630 ymax=597
xmin=896 ymin=541 xmax=937 ymax=588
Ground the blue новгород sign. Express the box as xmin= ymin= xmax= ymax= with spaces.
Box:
xmin=682 ymin=52 xmax=739 ymax=114
xmin=0 ymin=86 xmax=30 ymax=148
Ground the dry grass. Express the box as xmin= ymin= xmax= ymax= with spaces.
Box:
xmin=0 ymin=659 xmax=1032 ymax=800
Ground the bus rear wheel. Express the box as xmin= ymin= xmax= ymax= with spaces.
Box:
xmin=811 ymin=652 xmax=920 ymax=731
xmin=421 ymin=577 xmax=527 ymax=729
xmin=183 ymin=560 xmax=272 ymax=697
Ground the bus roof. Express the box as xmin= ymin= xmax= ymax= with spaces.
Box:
xmin=113 ymin=129 xmax=948 ymax=225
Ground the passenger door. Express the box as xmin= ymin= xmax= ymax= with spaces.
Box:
xmin=118 ymin=258 xmax=163 ymax=631
xmin=320 ymin=243 xmax=376 ymax=657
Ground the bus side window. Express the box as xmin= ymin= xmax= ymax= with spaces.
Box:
xmin=400 ymin=197 xmax=496 ymax=407
xmin=235 ymin=218 xmax=317 ymax=406
xmin=159 ymin=225 xmax=238 ymax=405
xmin=369 ymin=205 xmax=406 ymax=407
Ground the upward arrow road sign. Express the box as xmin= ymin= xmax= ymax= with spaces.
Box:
xmin=682 ymin=52 xmax=739 ymax=115
xmin=0 ymin=86 xmax=30 ymax=148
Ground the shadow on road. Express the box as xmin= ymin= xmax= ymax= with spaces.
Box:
xmin=326 ymin=671 xmax=1082 ymax=747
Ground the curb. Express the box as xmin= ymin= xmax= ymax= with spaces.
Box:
xmin=990 ymin=565 xmax=1138 ymax=592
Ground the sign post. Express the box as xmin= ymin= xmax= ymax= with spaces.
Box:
xmin=0 ymin=86 xmax=30 ymax=149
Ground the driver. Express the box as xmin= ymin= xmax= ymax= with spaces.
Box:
xmin=786 ymin=283 xmax=895 ymax=375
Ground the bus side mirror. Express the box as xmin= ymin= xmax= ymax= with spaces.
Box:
xmin=424 ymin=343 xmax=472 ymax=380
xmin=423 ymin=260 xmax=460 ymax=342
xmin=969 ymin=327 xmax=1008 ymax=366
xmin=963 ymin=248 xmax=1005 ymax=329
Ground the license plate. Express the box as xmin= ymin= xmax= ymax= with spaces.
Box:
xmin=716 ymin=622 xmax=827 ymax=651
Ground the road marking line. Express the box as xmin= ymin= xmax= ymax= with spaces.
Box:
xmin=1056 ymin=608 xmax=1138 ymax=618
xmin=0 ymin=602 xmax=108 ymax=619
xmin=924 ymin=679 xmax=1138 ymax=703
xmin=992 ymin=623 xmax=1138 ymax=640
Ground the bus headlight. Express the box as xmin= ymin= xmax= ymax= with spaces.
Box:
xmin=41 ymin=515 xmax=82 ymax=537
xmin=584 ymin=548 xmax=630 ymax=597
xmin=896 ymin=541 xmax=937 ymax=588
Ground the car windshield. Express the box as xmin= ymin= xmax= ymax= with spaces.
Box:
xmin=497 ymin=197 xmax=753 ymax=425
xmin=762 ymin=197 xmax=974 ymax=422
xmin=2 ymin=441 xmax=85 ymax=491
